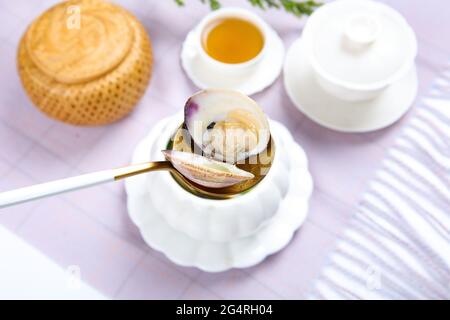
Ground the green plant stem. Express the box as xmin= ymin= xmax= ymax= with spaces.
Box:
xmin=175 ymin=0 xmax=321 ymax=17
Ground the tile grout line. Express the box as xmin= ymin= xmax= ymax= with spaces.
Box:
xmin=175 ymin=278 xmax=197 ymax=300
xmin=112 ymin=251 xmax=148 ymax=299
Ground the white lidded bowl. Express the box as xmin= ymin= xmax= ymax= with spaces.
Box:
xmin=303 ymin=0 xmax=417 ymax=102
xmin=144 ymin=113 xmax=290 ymax=243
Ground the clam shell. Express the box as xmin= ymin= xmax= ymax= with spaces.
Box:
xmin=162 ymin=150 xmax=254 ymax=189
xmin=184 ymin=89 xmax=270 ymax=163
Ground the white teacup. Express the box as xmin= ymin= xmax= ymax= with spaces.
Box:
xmin=189 ymin=7 xmax=268 ymax=77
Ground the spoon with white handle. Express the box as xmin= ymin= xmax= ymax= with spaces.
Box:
xmin=0 ymin=150 xmax=254 ymax=208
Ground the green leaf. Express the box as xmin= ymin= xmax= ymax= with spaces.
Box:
xmin=174 ymin=0 xmax=321 ymax=18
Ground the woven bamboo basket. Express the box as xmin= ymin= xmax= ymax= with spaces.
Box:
xmin=17 ymin=0 xmax=153 ymax=126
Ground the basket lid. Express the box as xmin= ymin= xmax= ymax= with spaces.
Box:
xmin=303 ymin=0 xmax=417 ymax=88
xmin=25 ymin=0 xmax=133 ymax=84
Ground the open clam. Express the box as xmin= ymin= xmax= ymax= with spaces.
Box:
xmin=184 ymin=89 xmax=270 ymax=164
xmin=164 ymin=89 xmax=273 ymax=198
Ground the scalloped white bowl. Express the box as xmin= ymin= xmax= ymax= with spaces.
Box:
xmin=125 ymin=114 xmax=313 ymax=272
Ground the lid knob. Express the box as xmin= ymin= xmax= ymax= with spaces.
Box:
xmin=344 ymin=14 xmax=380 ymax=48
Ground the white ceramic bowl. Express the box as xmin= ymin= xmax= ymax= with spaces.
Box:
xmin=283 ymin=37 xmax=418 ymax=133
xmin=303 ymin=0 xmax=417 ymax=102
xmin=143 ymin=113 xmax=291 ymax=242
xmin=125 ymin=114 xmax=313 ymax=271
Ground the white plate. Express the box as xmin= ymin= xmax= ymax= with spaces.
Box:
xmin=125 ymin=115 xmax=313 ymax=272
xmin=181 ymin=26 xmax=284 ymax=96
xmin=283 ymin=38 xmax=418 ymax=133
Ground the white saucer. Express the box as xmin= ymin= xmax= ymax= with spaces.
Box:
xmin=125 ymin=115 xmax=313 ymax=272
xmin=283 ymin=38 xmax=418 ymax=132
xmin=181 ymin=27 xmax=285 ymax=96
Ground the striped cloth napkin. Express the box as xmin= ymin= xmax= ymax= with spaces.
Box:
xmin=308 ymin=67 xmax=450 ymax=300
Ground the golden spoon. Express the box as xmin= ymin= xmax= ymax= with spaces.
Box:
xmin=0 ymin=150 xmax=261 ymax=208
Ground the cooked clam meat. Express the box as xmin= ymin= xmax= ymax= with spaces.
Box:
xmin=203 ymin=117 xmax=259 ymax=164
xmin=184 ymin=89 xmax=270 ymax=163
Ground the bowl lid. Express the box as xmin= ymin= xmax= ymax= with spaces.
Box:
xmin=25 ymin=0 xmax=133 ymax=84
xmin=304 ymin=0 xmax=417 ymax=89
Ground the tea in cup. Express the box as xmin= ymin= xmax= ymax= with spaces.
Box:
xmin=194 ymin=8 xmax=268 ymax=75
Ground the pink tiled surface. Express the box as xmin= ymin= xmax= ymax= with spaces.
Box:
xmin=0 ymin=0 xmax=448 ymax=299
